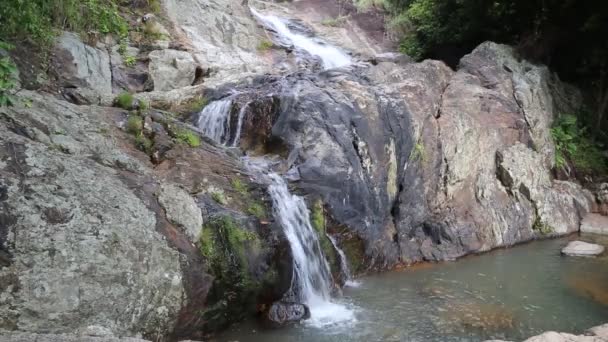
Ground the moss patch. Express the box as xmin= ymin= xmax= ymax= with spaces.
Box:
xmin=126 ymin=115 xmax=142 ymax=135
xmin=311 ymin=199 xmax=338 ymax=276
xmin=247 ymin=202 xmax=266 ymax=219
xmin=199 ymin=216 xmax=264 ymax=329
xmin=175 ymin=130 xmax=201 ymax=147
xmin=340 ymin=233 xmax=366 ymax=275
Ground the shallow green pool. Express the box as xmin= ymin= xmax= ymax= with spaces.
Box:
xmin=216 ymin=235 xmax=608 ymax=342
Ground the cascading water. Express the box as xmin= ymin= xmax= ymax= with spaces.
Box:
xmin=250 ymin=8 xmax=352 ymax=70
xmin=196 ymin=10 xmax=356 ymax=327
xmin=242 ymin=157 xmax=356 ymax=327
xmin=197 ymin=98 xmax=233 ymax=143
xmin=327 ymin=234 xmax=360 ymax=288
xmin=231 ymin=102 xmax=249 ymax=147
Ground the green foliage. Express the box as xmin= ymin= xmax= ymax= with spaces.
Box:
xmin=551 ymin=114 xmax=607 ymax=175
xmin=134 ymin=133 xmax=153 ymax=154
xmin=124 ymin=56 xmax=137 ymax=67
xmin=257 ymin=40 xmax=274 ymax=52
xmin=353 ymin=0 xmax=390 ymax=11
xmin=199 ymin=216 xmax=262 ymax=325
xmin=310 ymin=200 xmax=338 ymax=273
xmin=211 ymin=191 xmax=227 ymax=205
xmin=0 ymin=0 xmax=128 ymax=45
xmin=247 ymin=202 xmax=266 ymax=219
xmin=0 ymin=54 xmax=18 ymax=107
xmin=187 ymin=96 xmax=208 ymax=113
xmin=125 ymin=115 xmax=142 ymax=135
xmin=175 ymin=130 xmax=201 ymax=147
xmin=148 ymin=0 xmax=162 ymax=14
xmin=231 ymin=178 xmax=249 ymax=195
xmin=115 ymin=92 xmax=134 ymax=110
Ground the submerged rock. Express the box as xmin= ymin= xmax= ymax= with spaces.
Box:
xmin=561 ymin=241 xmax=605 ymax=256
xmin=265 ymin=302 xmax=311 ymax=327
xmin=486 ymin=322 xmax=608 ymax=341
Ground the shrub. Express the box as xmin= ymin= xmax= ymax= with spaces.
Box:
xmin=124 ymin=56 xmax=137 ymax=67
xmin=175 ymin=130 xmax=201 ymax=147
xmin=125 ymin=115 xmax=142 ymax=135
xmin=148 ymin=0 xmax=162 ymax=13
xmin=0 ymin=0 xmax=128 ymax=46
xmin=115 ymin=92 xmax=134 ymax=109
xmin=0 ymin=52 xmax=18 ymax=107
xmin=551 ymin=114 xmax=607 ymax=175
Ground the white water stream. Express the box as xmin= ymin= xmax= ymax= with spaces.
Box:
xmin=197 ymin=10 xmax=356 ymax=327
xmin=250 ymin=8 xmax=352 ymax=70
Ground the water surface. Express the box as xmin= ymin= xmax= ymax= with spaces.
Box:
xmin=217 ymin=235 xmax=608 ymax=342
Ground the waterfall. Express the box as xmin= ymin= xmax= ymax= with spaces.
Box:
xmin=250 ymin=8 xmax=352 ymax=70
xmin=231 ymin=102 xmax=249 ymax=147
xmin=326 ymin=234 xmax=360 ymax=288
xmin=243 ymin=157 xmax=355 ymax=327
xmin=197 ymin=99 xmax=233 ymax=144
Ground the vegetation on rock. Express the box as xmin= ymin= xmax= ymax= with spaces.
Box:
xmin=551 ymin=114 xmax=607 ymax=176
xmin=378 ymin=0 xmax=608 ymax=148
xmin=0 ymin=43 xmax=18 ymax=107
xmin=175 ymin=130 xmax=201 ymax=147
xmin=115 ymin=92 xmax=135 ymax=110
xmin=199 ymin=216 xmax=264 ymax=329
xmin=0 ymin=0 xmax=128 ymax=45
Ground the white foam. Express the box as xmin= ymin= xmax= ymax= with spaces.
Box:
xmin=251 ymin=8 xmax=352 ymax=70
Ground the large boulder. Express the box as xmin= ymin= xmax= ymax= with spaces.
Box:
xmin=163 ymin=0 xmax=271 ymax=86
xmin=561 ymin=241 xmax=605 ymax=256
xmin=148 ymin=49 xmax=198 ymax=91
xmin=51 ymin=32 xmax=112 ymax=103
xmin=0 ymin=92 xmax=183 ymax=338
xmin=224 ymin=42 xmax=592 ymax=269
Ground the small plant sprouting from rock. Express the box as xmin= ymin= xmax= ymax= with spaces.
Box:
xmin=115 ymin=92 xmax=135 ymax=110
xmin=211 ymin=190 xmax=227 ymax=205
xmin=257 ymin=39 xmax=273 ymax=52
xmin=148 ymin=0 xmax=162 ymax=13
xmin=126 ymin=115 xmax=142 ymax=135
xmin=247 ymin=202 xmax=266 ymax=219
xmin=124 ymin=55 xmax=137 ymax=67
xmin=231 ymin=178 xmax=249 ymax=195
xmin=135 ymin=133 xmax=153 ymax=154
xmin=175 ymin=130 xmax=201 ymax=147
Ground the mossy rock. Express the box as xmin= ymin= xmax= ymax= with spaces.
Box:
xmin=310 ymin=199 xmax=339 ymax=277
xmin=199 ymin=215 xmax=276 ymax=330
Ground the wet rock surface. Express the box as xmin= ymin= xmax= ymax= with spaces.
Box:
xmin=485 ymin=323 xmax=608 ymax=341
xmin=581 ymin=214 xmax=608 ymax=235
xmin=561 ymin=241 xmax=605 ymax=256
xmin=265 ymin=302 xmax=311 ymax=327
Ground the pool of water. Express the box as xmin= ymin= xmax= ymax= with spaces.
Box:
xmin=216 ymin=235 xmax=608 ymax=342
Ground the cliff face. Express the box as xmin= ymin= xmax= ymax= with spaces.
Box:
xmin=0 ymin=0 xmax=602 ymax=341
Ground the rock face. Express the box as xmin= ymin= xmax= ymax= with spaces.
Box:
xmin=163 ymin=0 xmax=270 ymax=86
xmin=148 ymin=49 xmax=198 ymax=91
xmin=581 ymin=214 xmax=608 ymax=235
xmin=561 ymin=241 xmax=605 ymax=256
xmin=0 ymin=90 xmax=286 ymax=340
xmin=51 ymin=32 xmax=112 ymax=103
xmin=227 ymin=41 xmax=592 ymax=269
